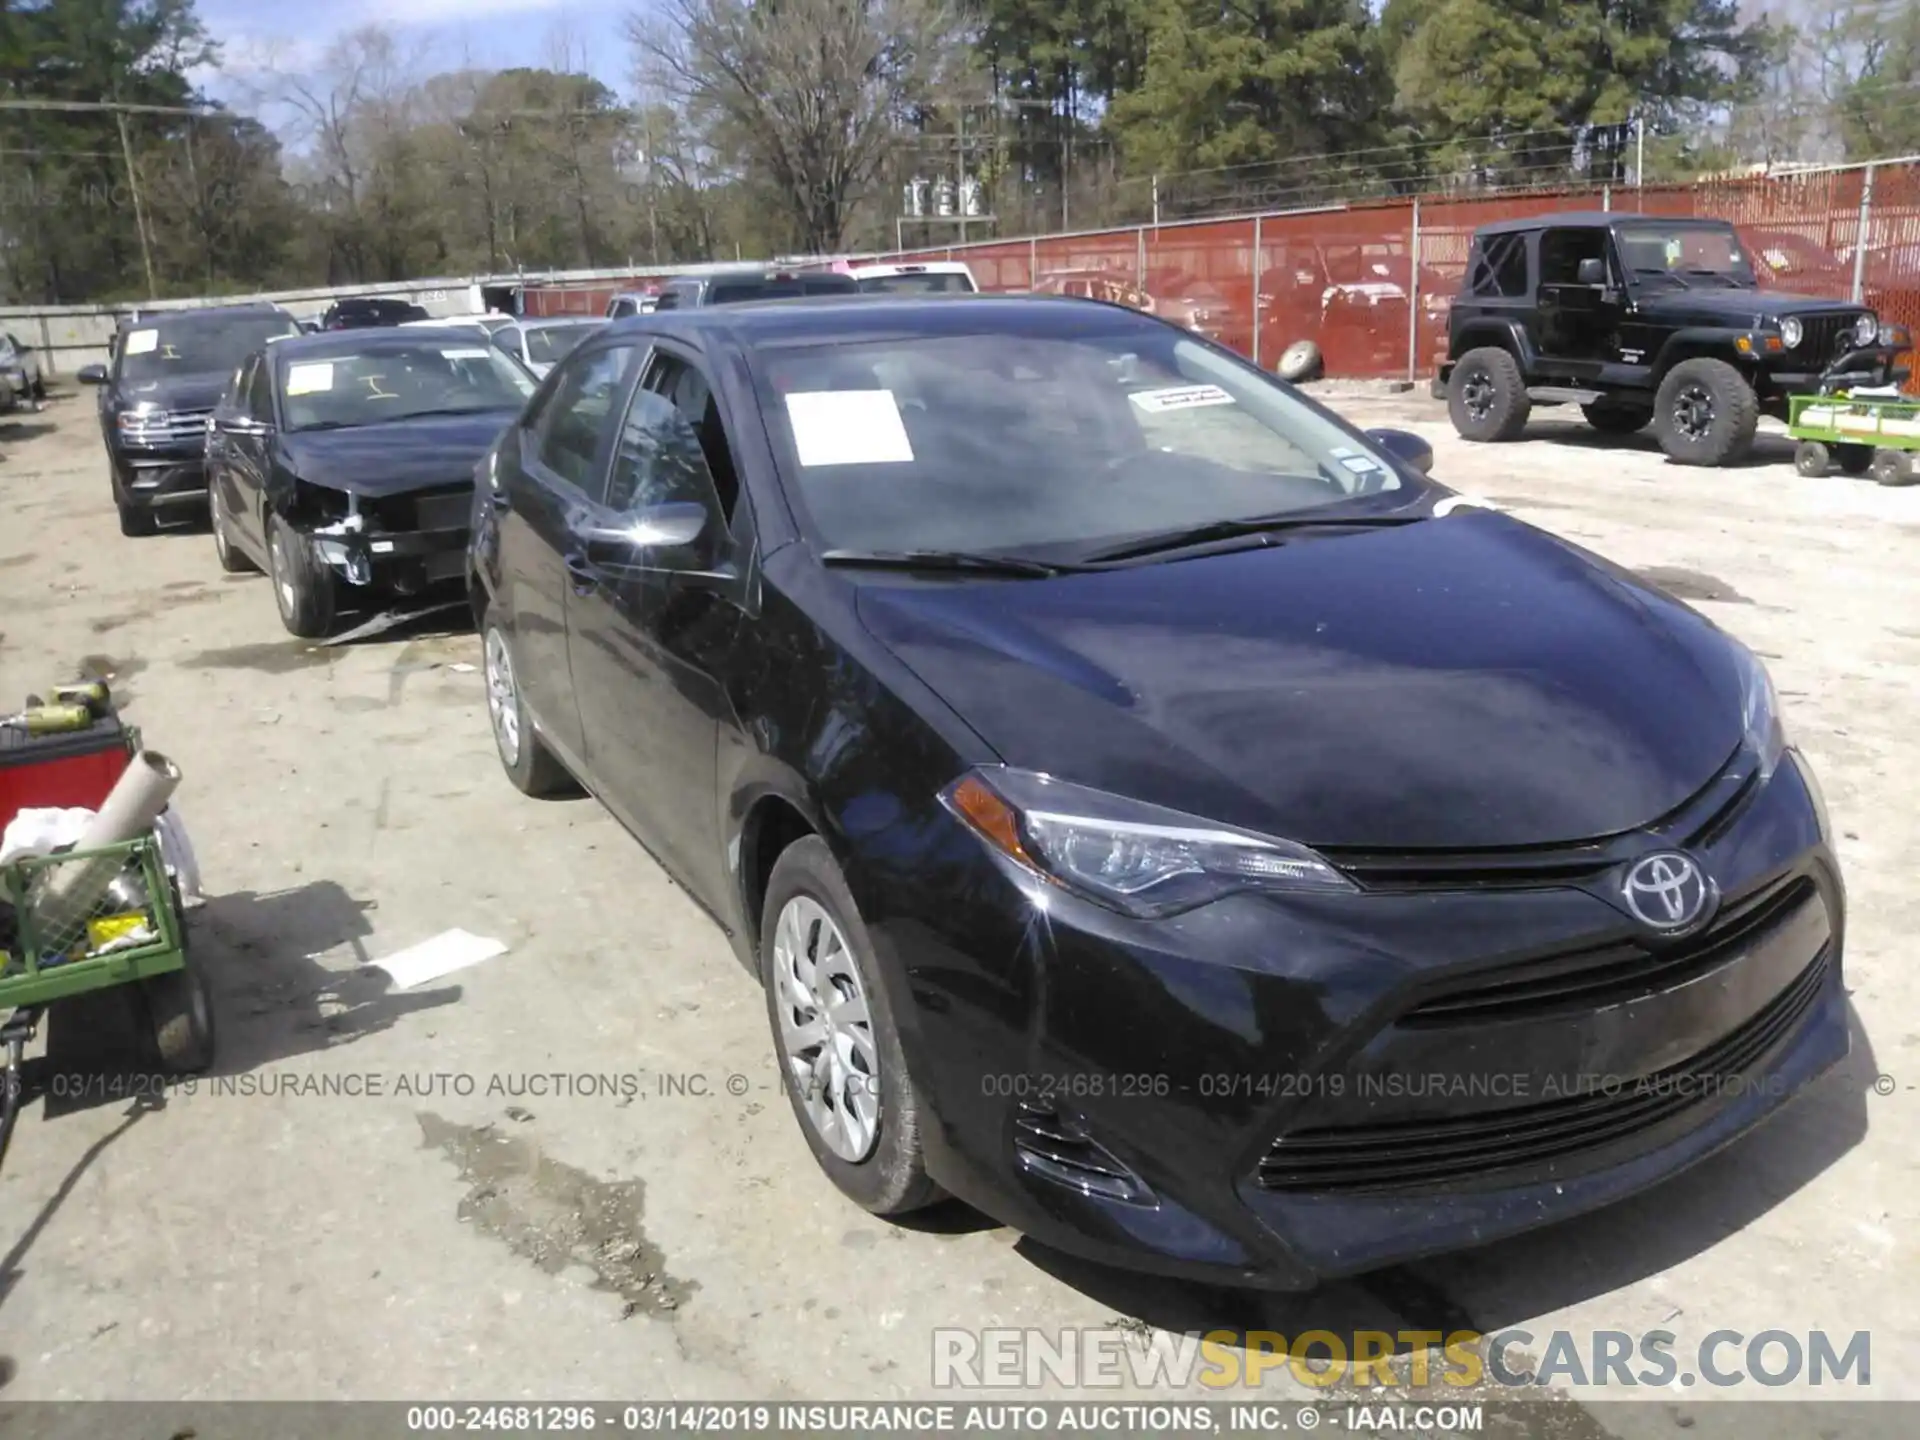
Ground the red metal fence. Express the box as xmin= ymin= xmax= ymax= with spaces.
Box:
xmin=860 ymin=165 xmax=1920 ymax=384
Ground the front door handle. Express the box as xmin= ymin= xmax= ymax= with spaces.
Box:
xmin=564 ymin=552 xmax=599 ymax=595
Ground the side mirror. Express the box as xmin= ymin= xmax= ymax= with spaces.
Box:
xmin=584 ymin=501 xmax=715 ymax=570
xmin=1576 ymin=258 xmax=1607 ymax=286
xmin=1366 ymin=427 xmax=1434 ymax=476
xmin=78 ymin=363 xmax=108 ymax=385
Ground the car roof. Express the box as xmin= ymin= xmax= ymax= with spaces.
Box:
xmin=524 ymin=315 xmax=602 ymax=327
xmin=1473 ymin=211 xmax=1735 ymax=236
xmin=604 ymin=292 xmax=1157 ymax=350
xmin=119 ymin=302 xmax=285 ymax=329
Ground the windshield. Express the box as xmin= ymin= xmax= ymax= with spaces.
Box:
xmin=1616 ymin=223 xmax=1757 ymax=290
xmin=526 ymin=326 xmax=592 ymax=365
xmin=117 ymin=314 xmax=300 ymax=382
xmin=751 ymin=328 xmax=1416 ymax=557
xmin=709 ymin=277 xmax=858 ymax=304
xmin=856 ymin=272 xmax=974 ymax=294
xmin=1324 ymin=245 xmax=1409 ymax=286
xmin=277 ymin=341 xmax=537 ymax=432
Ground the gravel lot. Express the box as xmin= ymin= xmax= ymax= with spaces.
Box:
xmin=0 ymin=384 xmax=1913 ymax=1430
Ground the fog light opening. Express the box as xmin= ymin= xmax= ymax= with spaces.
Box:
xmin=1013 ymin=1101 xmax=1155 ymax=1205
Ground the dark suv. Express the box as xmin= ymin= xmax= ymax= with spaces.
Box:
xmin=1435 ymin=212 xmax=1910 ymax=466
xmin=79 ymin=304 xmax=302 ymax=535
xmin=321 ymin=296 xmax=430 ymax=330
xmin=652 ymin=269 xmax=859 ymax=309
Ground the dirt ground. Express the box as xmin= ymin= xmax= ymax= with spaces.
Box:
xmin=0 ymin=385 xmax=1914 ymax=1430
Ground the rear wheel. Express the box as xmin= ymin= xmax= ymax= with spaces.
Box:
xmin=1447 ymin=347 xmax=1531 ymax=442
xmin=142 ymin=960 xmax=215 ymax=1075
xmin=210 ymin=483 xmax=254 ymax=573
xmin=1794 ymin=441 xmax=1831 ymax=477
xmin=1653 ymin=358 xmax=1758 ymax=466
xmin=483 ymin=619 xmax=576 ymax=796
xmin=267 ymin=511 xmax=335 ymax=638
xmin=1872 ymin=450 xmax=1916 ymax=487
xmin=1582 ymin=401 xmax=1653 ymax=435
xmin=1834 ymin=443 xmax=1875 ymax=476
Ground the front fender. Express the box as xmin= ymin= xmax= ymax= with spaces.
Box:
xmin=1650 ymin=328 xmax=1753 ymax=379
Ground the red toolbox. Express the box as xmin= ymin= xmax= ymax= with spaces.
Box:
xmin=0 ymin=710 xmax=133 ymax=834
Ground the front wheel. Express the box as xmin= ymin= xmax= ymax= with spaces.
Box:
xmin=1872 ymin=450 xmax=1916 ymax=487
xmin=112 ymin=465 xmax=157 ymax=536
xmin=142 ymin=961 xmax=215 ymax=1075
xmin=1653 ymin=358 xmax=1758 ymax=466
xmin=267 ymin=511 xmax=335 ymax=638
xmin=1447 ymin=347 xmax=1531 ymax=442
xmin=1794 ymin=440 xmax=1830 ymax=477
xmin=761 ymin=836 xmax=945 ymax=1217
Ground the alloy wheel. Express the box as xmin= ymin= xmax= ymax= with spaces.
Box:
xmin=268 ymin=528 xmax=296 ymax=621
xmin=1460 ymin=368 xmax=1494 ymax=421
xmin=484 ymin=627 xmax=522 ymax=768
xmin=772 ymin=895 xmax=881 ymax=1163
xmin=211 ymin=488 xmax=231 ymax=564
xmin=1672 ymin=382 xmax=1716 ymax=442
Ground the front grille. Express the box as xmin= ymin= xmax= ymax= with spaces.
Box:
xmin=1013 ymin=1103 xmax=1153 ymax=1204
xmin=1399 ymin=874 xmax=1816 ymax=1026
xmin=1256 ymin=948 xmax=1831 ymax=1195
xmin=414 ymin=489 xmax=470 ymax=532
xmin=121 ymin=407 xmax=213 ymax=446
xmin=1798 ymin=313 xmax=1863 ymax=362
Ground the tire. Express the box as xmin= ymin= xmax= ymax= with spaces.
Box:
xmin=1794 ymin=441 xmax=1830 ymax=477
xmin=761 ymin=836 xmax=944 ymax=1217
xmin=1653 ymin=358 xmax=1758 ymax=466
xmin=1871 ymin=450 xmax=1916 ymax=487
xmin=210 ymin=483 xmax=254 ymax=574
xmin=482 ymin=619 xmax=576 ymax=796
xmin=266 ymin=510 xmax=335 ymax=638
xmin=1834 ymin=443 xmax=1875 ymax=476
xmin=1582 ymin=401 xmax=1653 ymax=435
xmin=142 ymin=961 xmax=215 ymax=1075
xmin=1276 ymin=339 xmax=1323 ymax=383
xmin=1447 ymin=346 xmax=1531 ymax=442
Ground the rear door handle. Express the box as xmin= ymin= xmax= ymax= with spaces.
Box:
xmin=564 ymin=552 xmax=599 ymax=594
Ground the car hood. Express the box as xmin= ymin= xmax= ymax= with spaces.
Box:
xmin=117 ymin=371 xmax=229 ymax=412
xmin=279 ymin=410 xmax=515 ymax=497
xmin=855 ymin=512 xmax=1745 ymax=851
xmin=1641 ymin=286 xmax=1863 ymax=323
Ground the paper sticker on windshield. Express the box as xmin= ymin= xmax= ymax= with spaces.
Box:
xmin=1129 ymin=384 xmax=1234 ymax=414
xmin=1330 ymin=445 xmax=1383 ymax=474
xmin=122 ymin=328 xmax=158 ymax=355
xmin=440 ymin=347 xmax=492 ymax=360
xmin=285 ymin=362 xmax=334 ymax=396
xmin=784 ymin=390 xmax=914 ymax=466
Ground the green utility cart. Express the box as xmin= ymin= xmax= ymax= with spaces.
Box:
xmin=0 ymin=719 xmax=214 ymax=1173
xmin=1787 ymin=390 xmax=1920 ymax=486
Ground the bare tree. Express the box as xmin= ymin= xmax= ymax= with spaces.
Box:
xmin=629 ymin=0 xmax=972 ymax=253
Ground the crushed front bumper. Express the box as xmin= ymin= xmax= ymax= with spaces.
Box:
xmin=305 ymin=486 xmax=471 ymax=597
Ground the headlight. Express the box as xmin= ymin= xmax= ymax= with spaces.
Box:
xmin=940 ymin=766 xmax=1354 ymax=918
xmin=1732 ymin=642 xmax=1786 ymax=783
xmin=1777 ymin=316 xmax=1802 ymax=349
xmin=115 ymin=409 xmax=168 ymax=432
xmin=1855 ymin=312 xmax=1879 ymax=346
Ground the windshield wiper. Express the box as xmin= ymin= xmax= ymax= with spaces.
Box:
xmin=820 ymin=548 xmax=1091 ymax=578
xmin=1081 ymin=511 xmax=1425 ymax=565
xmin=1634 ymin=267 xmax=1689 ymax=288
xmin=1684 ymin=269 xmax=1743 ymax=288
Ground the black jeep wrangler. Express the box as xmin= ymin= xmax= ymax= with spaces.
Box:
xmin=1434 ymin=212 xmax=1910 ymax=466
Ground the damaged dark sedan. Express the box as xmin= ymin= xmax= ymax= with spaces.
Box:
xmin=470 ymin=295 xmax=1847 ymax=1289
xmin=209 ymin=329 xmax=537 ymax=637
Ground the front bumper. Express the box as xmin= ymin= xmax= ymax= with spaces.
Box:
xmin=307 ymin=487 xmax=472 ymax=596
xmin=1763 ymin=342 xmax=1909 ymax=397
xmin=115 ymin=445 xmax=209 ymax=509
xmin=865 ymin=749 xmax=1846 ymax=1288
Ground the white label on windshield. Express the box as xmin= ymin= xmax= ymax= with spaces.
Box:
xmin=785 ymin=390 xmax=914 ymax=466
xmin=441 ymin=347 xmax=492 ymax=360
xmin=285 ymin=362 xmax=334 ymax=396
xmin=122 ymin=328 xmax=158 ymax=355
xmin=1129 ymin=384 xmax=1234 ymax=413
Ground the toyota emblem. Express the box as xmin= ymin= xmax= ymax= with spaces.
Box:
xmin=1621 ymin=851 xmax=1713 ymax=932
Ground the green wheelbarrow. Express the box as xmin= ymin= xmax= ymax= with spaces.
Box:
xmin=1787 ymin=390 xmax=1920 ymax=486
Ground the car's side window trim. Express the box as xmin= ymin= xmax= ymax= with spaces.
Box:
xmin=523 ymin=338 xmax=650 ymax=504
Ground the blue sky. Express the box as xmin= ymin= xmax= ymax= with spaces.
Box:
xmin=194 ymin=0 xmax=634 ymax=106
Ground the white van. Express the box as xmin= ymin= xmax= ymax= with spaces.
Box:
xmin=842 ymin=262 xmax=979 ymax=295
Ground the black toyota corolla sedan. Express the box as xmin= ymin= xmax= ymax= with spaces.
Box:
xmin=467 ymin=295 xmax=1846 ymax=1288
xmin=208 ymin=329 xmax=536 ymax=637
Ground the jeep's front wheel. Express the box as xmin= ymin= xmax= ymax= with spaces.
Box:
xmin=1582 ymin=401 xmax=1653 ymax=435
xmin=1447 ymin=347 xmax=1531 ymax=442
xmin=1654 ymin=358 xmax=1758 ymax=466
